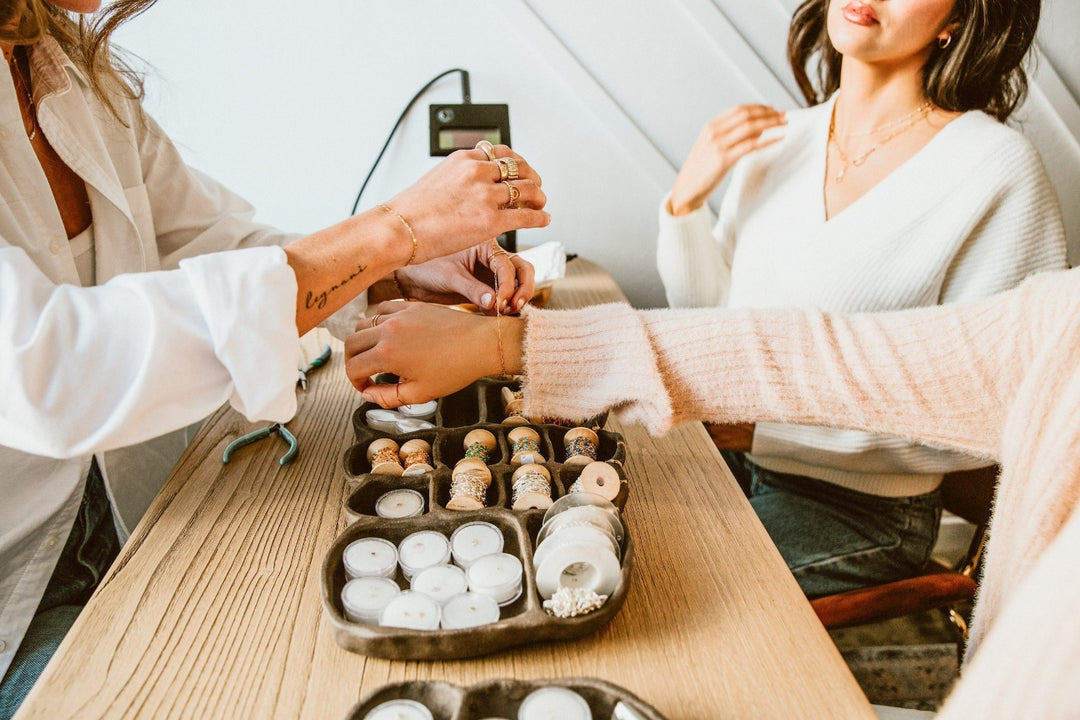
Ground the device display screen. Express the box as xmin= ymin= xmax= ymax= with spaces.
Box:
xmin=439 ymin=128 xmax=502 ymax=152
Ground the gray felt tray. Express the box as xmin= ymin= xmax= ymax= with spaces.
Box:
xmin=321 ymin=378 xmax=632 ymax=660
xmin=346 ymin=677 xmax=666 ymax=720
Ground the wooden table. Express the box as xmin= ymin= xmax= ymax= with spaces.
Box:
xmin=15 ymin=258 xmax=874 ymax=720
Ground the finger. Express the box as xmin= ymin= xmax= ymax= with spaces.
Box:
xmin=490 ymin=254 xmax=520 ymax=312
xmin=508 ymin=256 xmax=536 ymax=313
xmin=492 ymin=180 xmax=547 ymax=211
xmin=499 ymin=207 xmax=552 ymax=231
xmin=359 ymin=381 xmax=402 ymax=408
xmin=712 ymin=105 xmax=786 ymax=136
xmin=724 ymin=116 xmax=788 ymax=148
xmin=728 ymin=135 xmax=784 ymax=164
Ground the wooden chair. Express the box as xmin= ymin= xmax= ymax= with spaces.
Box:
xmin=705 ymin=423 xmax=995 ymax=643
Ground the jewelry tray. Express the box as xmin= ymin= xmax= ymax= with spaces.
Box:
xmin=346 ymin=678 xmax=666 ymax=720
xmin=321 ymin=378 xmax=632 ymax=660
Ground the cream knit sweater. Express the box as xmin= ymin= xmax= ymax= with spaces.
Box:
xmin=656 ymin=97 xmax=1067 ymax=497
xmin=523 ymin=267 xmax=1080 ymax=717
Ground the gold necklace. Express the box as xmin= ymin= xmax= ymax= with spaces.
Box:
xmin=829 ymin=101 xmax=931 ymax=183
xmin=6 ymin=46 xmax=38 ymax=141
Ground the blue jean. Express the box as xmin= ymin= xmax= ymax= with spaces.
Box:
xmin=0 ymin=459 xmax=119 ymax=720
xmin=723 ymin=452 xmax=942 ymax=599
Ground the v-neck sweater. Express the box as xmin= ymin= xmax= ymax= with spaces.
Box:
xmin=521 ymin=266 xmax=1080 ymax=717
xmin=656 ymin=96 xmax=1066 ymax=497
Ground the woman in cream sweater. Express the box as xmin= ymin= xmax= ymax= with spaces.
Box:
xmin=346 ymin=264 xmax=1080 ymax=718
xmin=653 ymin=0 xmax=1066 ymax=596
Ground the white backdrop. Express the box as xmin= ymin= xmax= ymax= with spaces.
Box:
xmin=115 ymin=0 xmax=1080 ymax=307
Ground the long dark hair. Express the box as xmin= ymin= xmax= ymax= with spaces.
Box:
xmin=0 ymin=0 xmax=158 ymax=121
xmin=787 ymin=0 xmax=1040 ymax=121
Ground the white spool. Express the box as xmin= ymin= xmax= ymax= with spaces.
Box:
xmin=534 ymin=540 xmax=621 ymax=600
xmin=533 ymin=523 xmax=620 ymax=570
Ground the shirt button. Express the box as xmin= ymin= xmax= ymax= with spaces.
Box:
xmin=44 ymin=535 xmax=59 ymax=550
xmin=0 ymin=640 xmax=6 ymax=653
xmin=48 ymin=239 xmax=62 ymax=255
xmin=0 ymin=125 xmax=10 ymax=141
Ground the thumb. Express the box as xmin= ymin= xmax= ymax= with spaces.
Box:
xmin=361 ymin=383 xmax=404 ymax=409
xmin=444 ymin=273 xmax=499 ymax=311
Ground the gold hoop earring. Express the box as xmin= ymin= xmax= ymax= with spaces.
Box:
xmin=938 ymin=34 xmax=952 ymax=49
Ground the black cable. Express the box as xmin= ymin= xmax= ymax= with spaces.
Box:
xmin=350 ymin=68 xmax=470 ymax=216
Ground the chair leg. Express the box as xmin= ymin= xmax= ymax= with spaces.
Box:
xmin=946 ymin=607 xmax=969 ymax=667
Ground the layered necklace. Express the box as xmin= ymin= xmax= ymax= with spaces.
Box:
xmin=829 ymin=99 xmax=932 ymax=183
xmin=5 ymin=45 xmax=38 ymax=141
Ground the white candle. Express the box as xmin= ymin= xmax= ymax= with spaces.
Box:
xmin=341 ymin=576 xmax=401 ymax=624
xmin=362 ymin=698 xmax=434 ymax=720
xmin=343 ymin=537 xmax=398 ymax=580
xmin=397 ymin=530 xmax=451 ymax=580
xmin=399 ymin=400 xmax=438 ymax=419
xmin=410 ymin=564 xmax=468 ymax=605
xmin=450 ymin=521 xmax=505 ymax=569
xmin=517 ymin=687 xmax=591 ymax=720
xmin=375 ymin=489 xmax=425 ymax=519
xmin=379 ymin=590 xmax=441 ymax=631
xmin=396 ymin=418 xmax=436 ymax=433
xmin=365 ymin=408 xmax=401 ymax=434
xmin=440 ymin=591 xmax=501 ymax=630
xmin=534 ymin=540 xmax=621 ymax=600
xmin=467 ymin=552 xmax=523 ymax=606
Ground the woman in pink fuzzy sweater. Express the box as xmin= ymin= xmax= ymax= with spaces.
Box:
xmin=347 ymin=265 xmax=1080 ymax=717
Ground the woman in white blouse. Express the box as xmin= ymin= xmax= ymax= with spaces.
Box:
xmin=0 ymin=1 xmax=546 ymax=713
xmin=655 ymin=0 xmax=1066 ymax=598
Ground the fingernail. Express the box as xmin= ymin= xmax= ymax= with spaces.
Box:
xmin=516 ymin=297 xmax=526 ymax=310
xmin=481 ymin=293 xmax=493 ymax=309
xmin=361 ymin=391 xmax=374 ymax=403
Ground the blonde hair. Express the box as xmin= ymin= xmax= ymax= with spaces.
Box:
xmin=0 ymin=0 xmax=158 ymax=122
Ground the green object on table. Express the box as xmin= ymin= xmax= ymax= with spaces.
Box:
xmin=298 ymin=344 xmax=332 ymax=391
xmin=221 ymin=423 xmax=299 ymax=466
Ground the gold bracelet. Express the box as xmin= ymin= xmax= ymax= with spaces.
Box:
xmin=495 ymin=315 xmax=508 ymax=378
xmin=391 ymin=270 xmax=408 ymax=300
xmin=378 ymin=203 xmax=418 ymax=266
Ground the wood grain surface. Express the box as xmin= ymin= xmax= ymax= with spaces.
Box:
xmin=15 ymin=258 xmax=874 ymax=720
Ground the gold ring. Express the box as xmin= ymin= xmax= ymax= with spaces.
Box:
xmin=502 ymin=180 xmax=520 ymax=208
xmin=370 ymin=313 xmax=382 ymax=329
xmin=500 ymin=157 xmax=519 ymax=181
xmin=395 ymin=381 xmax=404 ymax=405
xmin=495 ymin=159 xmax=509 ymax=182
xmin=475 ymin=140 xmax=496 ymax=161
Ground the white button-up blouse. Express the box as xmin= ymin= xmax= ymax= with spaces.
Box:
xmin=0 ymin=37 xmax=305 ymax=678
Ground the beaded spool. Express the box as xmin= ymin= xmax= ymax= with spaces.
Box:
xmin=511 ymin=463 xmax=553 ymax=510
xmin=563 ymin=427 xmax=600 ymax=467
xmin=399 ymin=438 xmax=434 ymax=476
xmin=501 ymin=386 xmax=529 ymax=426
xmin=367 ymin=437 xmax=404 ymax=476
xmin=448 ymin=457 xmax=493 ymax=511
xmin=568 ymin=461 xmax=621 ymax=502
xmin=508 ymin=426 xmax=545 ymax=466
xmin=463 ymin=428 xmax=497 ymax=465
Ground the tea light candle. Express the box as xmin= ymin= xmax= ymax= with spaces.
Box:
xmin=365 ymin=408 xmax=401 ymax=434
xmin=410 ymin=564 xmax=468 ymax=605
xmin=535 ymin=540 xmax=621 ymax=600
xmin=463 ymin=428 xmax=497 ymax=464
xmin=399 ymin=438 xmax=434 ymax=475
xmin=343 ymin=537 xmax=398 ymax=580
xmin=378 ymin=590 xmax=441 ymax=631
xmin=341 ymin=576 xmax=401 ymax=623
xmin=508 ymin=427 xmax=545 ymax=465
xmin=440 ymin=591 xmax=501 ymax=630
xmin=450 ymin=521 xmax=505 ymax=569
xmin=511 ymin=463 xmax=553 ymax=511
xmin=572 ymin=461 xmax=621 ymax=501
xmin=375 ymin=488 xmax=425 ymax=519
xmin=397 ymin=530 xmax=451 ymax=580
xmin=517 ymin=687 xmax=591 ymax=720
xmin=467 ymin=552 xmax=523 ymax=606
xmin=447 ymin=458 xmax=492 ymax=511
xmin=367 ymin=437 xmax=404 ymax=476
xmin=362 ymin=698 xmax=434 ymax=720
xmin=396 ymin=418 xmax=436 ymax=433
xmin=399 ymin=400 xmax=438 ymax=419
xmin=562 ymin=427 xmax=599 ymax=466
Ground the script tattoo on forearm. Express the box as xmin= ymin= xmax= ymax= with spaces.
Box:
xmin=305 ymin=264 xmax=366 ymax=310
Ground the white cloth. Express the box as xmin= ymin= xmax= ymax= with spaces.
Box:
xmin=0 ymin=38 xmax=303 ymax=678
xmin=656 ymin=95 xmax=1067 ymax=497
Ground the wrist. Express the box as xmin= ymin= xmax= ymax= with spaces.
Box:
xmin=667 ymin=193 xmax=704 ymax=217
xmin=487 ymin=315 xmax=525 ymax=377
xmin=373 ymin=204 xmax=418 ymax=268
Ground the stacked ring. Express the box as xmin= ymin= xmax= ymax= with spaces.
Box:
xmin=475 ymin=140 xmax=496 ymax=161
xmin=496 ymin=157 xmax=519 ymax=181
xmin=502 ymin=181 xmax=520 ymax=209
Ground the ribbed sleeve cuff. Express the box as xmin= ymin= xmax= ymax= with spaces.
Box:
xmin=521 ymin=303 xmax=675 ymax=435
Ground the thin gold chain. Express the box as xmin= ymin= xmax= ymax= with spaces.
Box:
xmin=6 ymin=46 xmax=38 ymax=141
xmin=829 ymin=101 xmax=931 ymax=183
